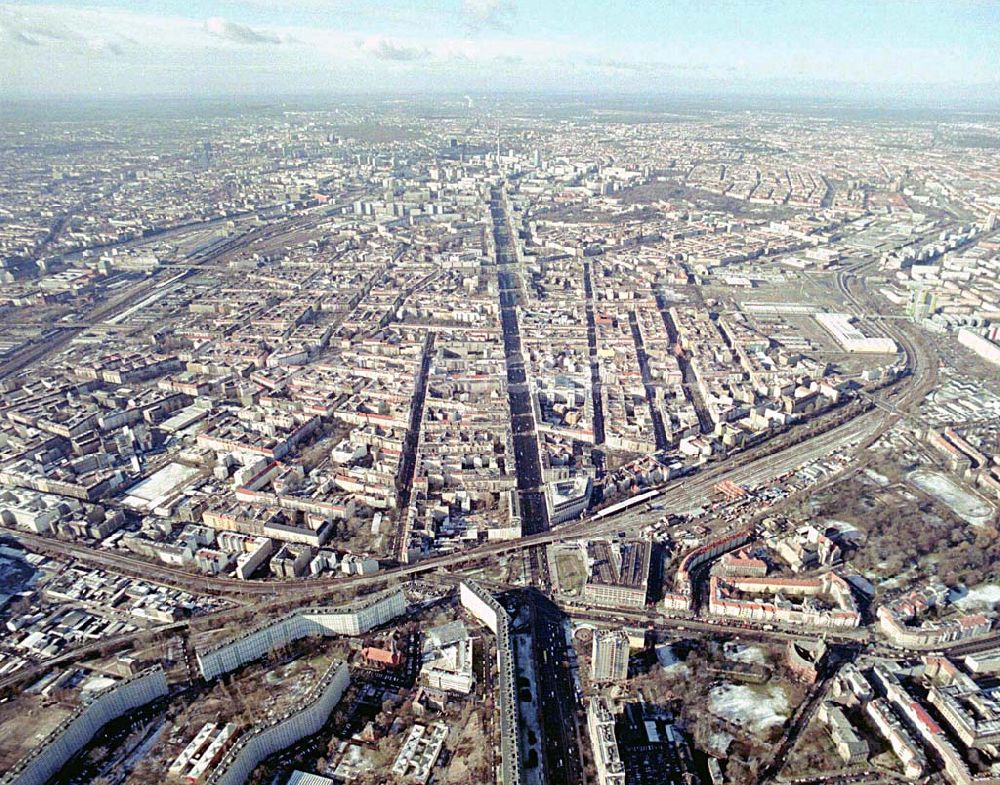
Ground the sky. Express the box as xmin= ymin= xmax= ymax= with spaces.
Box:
xmin=1 ymin=0 xmax=998 ymax=101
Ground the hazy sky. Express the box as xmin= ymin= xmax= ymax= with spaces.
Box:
xmin=1 ymin=0 xmax=998 ymax=100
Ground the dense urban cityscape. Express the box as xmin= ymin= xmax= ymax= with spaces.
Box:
xmin=2 ymin=3 xmax=1000 ymax=785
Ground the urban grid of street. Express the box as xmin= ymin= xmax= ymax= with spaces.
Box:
xmin=3 ymin=97 xmax=1000 ymax=785
xmin=0 ymin=252 xmax=935 ymax=645
xmin=0 ymin=249 xmax=951 ymax=762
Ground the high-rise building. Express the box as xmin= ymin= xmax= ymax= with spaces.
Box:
xmin=591 ymin=629 xmax=630 ymax=682
xmin=906 ymin=287 xmax=937 ymax=320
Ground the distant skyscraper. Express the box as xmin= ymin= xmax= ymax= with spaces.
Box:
xmin=591 ymin=629 xmax=630 ymax=682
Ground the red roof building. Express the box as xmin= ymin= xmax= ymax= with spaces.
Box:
xmin=362 ymin=646 xmax=405 ymax=668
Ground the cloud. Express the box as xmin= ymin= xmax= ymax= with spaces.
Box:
xmin=204 ymin=17 xmax=281 ymax=45
xmin=462 ymin=0 xmax=515 ymax=31
xmin=219 ymin=0 xmax=328 ymax=8
xmin=0 ymin=11 xmax=129 ymax=57
xmin=92 ymin=38 xmax=125 ymax=56
xmin=0 ymin=22 xmax=41 ymax=46
xmin=358 ymin=35 xmax=429 ymax=62
xmin=0 ymin=14 xmax=72 ymax=47
xmin=582 ymin=56 xmax=717 ymax=76
xmin=586 ymin=57 xmax=647 ymax=73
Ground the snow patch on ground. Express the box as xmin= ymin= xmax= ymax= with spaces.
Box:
xmin=953 ymin=584 xmax=1000 ymax=611
xmin=724 ymin=642 xmax=768 ymax=665
xmin=655 ymin=644 xmax=690 ymax=677
xmin=81 ymin=674 xmax=118 ymax=694
xmin=823 ymin=518 xmax=859 ymax=531
xmin=863 ymin=469 xmax=890 ymax=486
xmin=708 ymin=683 xmax=789 ymax=735
xmin=909 ymin=470 xmax=994 ymax=526
xmin=705 ymin=730 xmax=734 ymax=756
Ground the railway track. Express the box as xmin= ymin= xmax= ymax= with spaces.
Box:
xmin=835 ymin=260 xmax=938 ymax=445
xmin=0 ymin=203 xmax=359 ymax=381
xmin=0 ymin=399 xmax=892 ymax=602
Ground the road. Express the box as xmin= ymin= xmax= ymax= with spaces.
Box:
xmin=582 ymin=261 xmax=607 ymax=474
xmin=560 ymin=604 xmax=871 ymax=647
xmin=524 ymin=591 xmax=585 ymax=785
xmin=491 ymin=185 xmax=549 ymax=537
xmin=392 ymin=331 xmax=435 ymax=561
